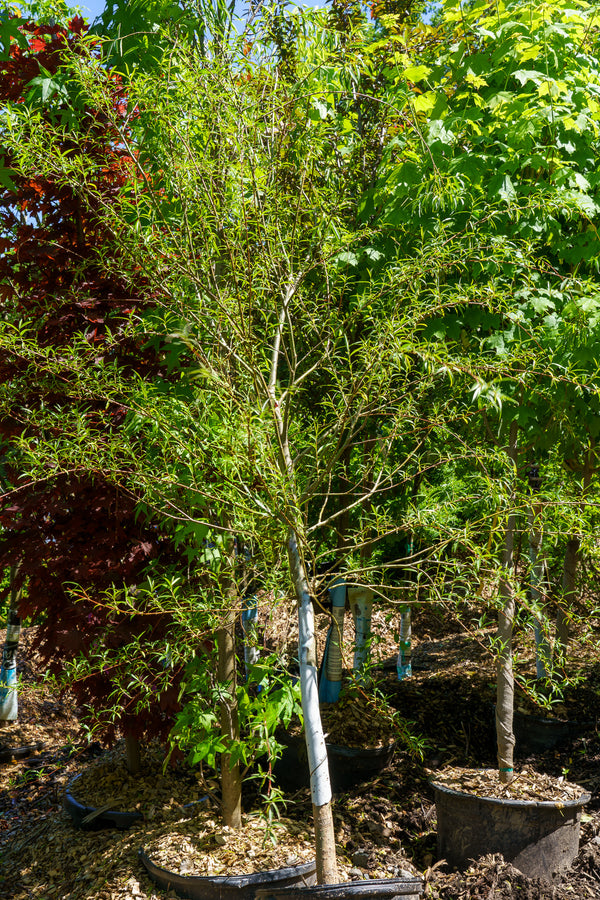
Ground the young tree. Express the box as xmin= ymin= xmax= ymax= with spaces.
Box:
xmin=369 ymin=0 xmax=600 ymax=779
xmin=0 ymin=6 xmax=472 ymax=877
xmin=0 ymin=12 xmax=194 ymax=750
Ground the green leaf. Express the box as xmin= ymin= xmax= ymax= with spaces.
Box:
xmin=310 ymin=99 xmax=329 ymax=120
xmin=529 ymin=296 xmax=554 ymax=315
xmin=513 ymin=69 xmax=544 ymax=87
xmin=413 ymin=91 xmax=437 ymax=113
xmin=27 ymin=68 xmax=70 ymax=103
xmin=0 ymin=165 xmax=17 ymax=193
xmin=0 ymin=14 xmax=28 ymax=61
xmin=402 ymin=65 xmax=431 ymax=82
xmin=427 ymin=119 xmax=455 ymax=145
xmin=334 ymin=251 xmax=359 ymax=267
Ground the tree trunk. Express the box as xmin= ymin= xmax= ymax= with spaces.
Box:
xmin=336 ymin=444 xmax=352 ymax=557
xmin=397 ymin=534 xmax=414 ymax=681
xmin=124 ymin=732 xmax=142 ymax=775
xmin=555 ymin=537 xmax=579 ymax=673
xmin=496 ymin=421 xmax=517 ymax=785
xmin=241 ymin=594 xmax=260 ymax=680
xmin=555 ymin=446 xmax=593 ymax=672
xmin=269 ymin=289 xmax=337 ymax=881
xmin=217 ymin=607 xmax=242 ymax=829
xmin=527 ymin=479 xmax=550 ymax=680
xmin=0 ymin=566 xmax=21 ymax=723
xmin=313 ymin=802 xmax=338 ymax=883
xmin=288 ymin=531 xmax=339 ymax=884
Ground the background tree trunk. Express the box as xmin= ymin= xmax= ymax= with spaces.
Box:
xmin=527 ymin=469 xmax=550 ymax=680
xmin=124 ymin=732 xmax=141 ymax=775
xmin=496 ymin=420 xmax=518 ymax=785
xmin=217 ymin=603 xmax=242 ymax=829
xmin=555 ymin=537 xmax=579 ymax=673
xmin=555 ymin=446 xmax=594 ymax=673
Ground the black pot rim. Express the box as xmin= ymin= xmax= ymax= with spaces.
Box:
xmin=326 ymin=740 xmax=396 ymax=760
xmin=513 ymin=708 xmax=595 ymax=728
xmin=0 ymin=741 xmax=44 ymax=763
xmin=491 ymin=701 xmax=595 ymax=729
xmin=64 ymin=774 xmax=143 ymax=829
xmin=282 ymin=731 xmax=396 ymax=759
xmin=431 ymin=778 xmax=591 ymax=811
xmin=255 ymin=876 xmax=425 ymax=896
xmin=139 ymin=846 xmax=317 ymax=888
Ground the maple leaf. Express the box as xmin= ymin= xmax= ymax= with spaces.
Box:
xmin=68 ymin=16 xmax=86 ymax=36
xmin=29 ymin=36 xmax=46 ymax=52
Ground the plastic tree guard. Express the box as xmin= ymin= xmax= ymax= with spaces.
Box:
xmin=319 ymin=578 xmax=346 ymax=703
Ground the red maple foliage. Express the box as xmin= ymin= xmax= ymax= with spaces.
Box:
xmin=0 ymin=17 xmax=188 ymax=744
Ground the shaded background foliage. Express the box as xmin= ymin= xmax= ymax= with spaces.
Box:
xmin=0 ymin=14 xmax=190 ymax=742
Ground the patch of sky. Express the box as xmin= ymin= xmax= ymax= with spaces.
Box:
xmin=79 ymin=0 xmax=327 ymax=25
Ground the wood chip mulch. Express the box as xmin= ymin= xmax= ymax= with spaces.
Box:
xmin=431 ymin=765 xmax=588 ymax=803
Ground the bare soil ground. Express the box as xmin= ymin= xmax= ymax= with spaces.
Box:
xmin=2 ymin=613 xmax=600 ymax=900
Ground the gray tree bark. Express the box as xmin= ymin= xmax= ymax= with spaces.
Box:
xmin=217 ymin=607 xmax=242 ymax=829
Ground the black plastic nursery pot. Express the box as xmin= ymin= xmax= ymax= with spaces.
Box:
xmin=64 ymin=775 xmax=143 ymax=831
xmin=0 ymin=741 xmax=44 ymax=764
xmin=65 ymin=770 xmax=211 ymax=831
xmin=254 ymin=876 xmax=424 ymax=900
xmin=139 ymin=848 xmax=317 ymax=900
xmin=273 ymin=733 xmax=395 ymax=793
xmin=433 ymin=780 xmax=591 ymax=881
xmin=513 ymin=708 xmax=591 ymax=755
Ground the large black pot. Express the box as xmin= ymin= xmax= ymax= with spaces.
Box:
xmin=255 ymin=876 xmax=424 ymax=900
xmin=273 ymin=733 xmax=395 ymax=793
xmin=139 ymin=848 xmax=317 ymax=900
xmin=433 ymin=779 xmax=590 ymax=881
xmin=513 ymin=708 xmax=592 ymax=755
xmin=64 ymin=775 xmax=143 ymax=830
xmin=65 ymin=772 xmax=209 ymax=831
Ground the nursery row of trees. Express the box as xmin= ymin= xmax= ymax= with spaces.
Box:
xmin=0 ymin=0 xmax=599 ymax=882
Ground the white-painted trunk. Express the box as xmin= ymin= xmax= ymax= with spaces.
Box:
xmin=288 ymin=531 xmax=338 ymax=883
